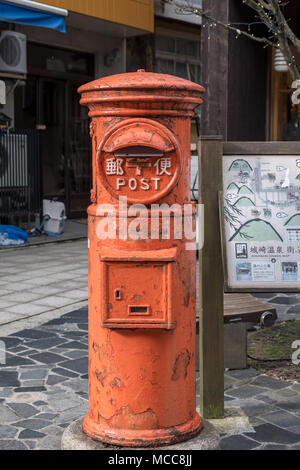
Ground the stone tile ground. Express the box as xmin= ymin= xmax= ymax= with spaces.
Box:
xmin=1 ymin=240 xmax=300 ymax=450
xmin=0 ymin=307 xmax=299 ymax=450
xmin=0 ymin=240 xmax=88 ymax=334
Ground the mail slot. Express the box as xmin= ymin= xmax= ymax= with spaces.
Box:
xmin=79 ymin=70 xmax=204 ymax=447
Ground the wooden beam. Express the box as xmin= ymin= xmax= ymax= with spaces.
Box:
xmin=223 ymin=141 xmax=300 ymax=155
xmin=198 ymin=139 xmax=224 ymax=419
xmin=200 ymin=0 xmax=229 ymax=139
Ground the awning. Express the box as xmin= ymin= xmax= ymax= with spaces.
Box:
xmin=0 ymin=0 xmax=68 ymax=33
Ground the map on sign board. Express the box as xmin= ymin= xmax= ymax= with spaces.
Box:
xmin=223 ymin=155 xmax=300 ymax=290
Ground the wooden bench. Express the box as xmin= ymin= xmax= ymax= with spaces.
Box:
xmin=223 ymin=294 xmax=277 ymax=370
xmin=196 ymin=294 xmax=277 ymax=370
xmin=224 ymin=293 xmax=277 ymax=325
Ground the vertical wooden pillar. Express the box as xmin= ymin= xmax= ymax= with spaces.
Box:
xmin=198 ymin=138 xmax=224 ymax=419
xmin=200 ymin=0 xmax=229 ymax=139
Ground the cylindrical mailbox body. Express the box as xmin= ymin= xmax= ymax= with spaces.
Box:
xmin=79 ymin=71 xmax=204 ymax=447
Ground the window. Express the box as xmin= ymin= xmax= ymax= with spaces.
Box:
xmin=155 ymin=34 xmax=201 ymax=84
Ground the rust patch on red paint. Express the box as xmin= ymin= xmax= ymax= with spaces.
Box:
xmin=171 ymin=349 xmax=191 ymax=381
xmin=95 ymin=370 xmax=106 ymax=387
xmin=110 ymin=377 xmax=124 ymax=389
xmin=99 ymin=406 xmax=159 ymax=430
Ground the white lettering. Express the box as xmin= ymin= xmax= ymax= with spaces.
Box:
xmin=117 ymin=178 xmax=126 ymax=190
xmin=141 ymin=178 xmax=150 ymax=190
xmin=292 ymin=80 xmax=300 ymax=105
xmin=152 ymin=178 xmax=160 ymax=190
xmin=129 ymin=178 xmax=138 ymax=191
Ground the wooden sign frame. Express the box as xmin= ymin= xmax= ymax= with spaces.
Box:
xmin=223 ymin=142 xmax=300 ymax=293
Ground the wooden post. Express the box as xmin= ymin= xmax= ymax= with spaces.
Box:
xmin=198 ymin=138 xmax=224 ymax=419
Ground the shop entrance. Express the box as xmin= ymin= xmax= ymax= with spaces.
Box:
xmin=14 ymin=43 xmax=94 ymax=218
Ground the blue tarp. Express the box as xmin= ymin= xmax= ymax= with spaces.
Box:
xmin=0 ymin=225 xmax=28 ymax=245
xmin=0 ymin=1 xmax=66 ymax=33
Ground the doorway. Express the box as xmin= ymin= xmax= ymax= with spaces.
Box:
xmin=15 ymin=76 xmax=92 ymax=218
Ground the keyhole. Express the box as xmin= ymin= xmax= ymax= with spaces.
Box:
xmin=115 ymin=289 xmax=121 ymax=300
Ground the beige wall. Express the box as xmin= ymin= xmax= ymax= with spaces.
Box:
xmin=36 ymin=0 xmax=154 ymax=32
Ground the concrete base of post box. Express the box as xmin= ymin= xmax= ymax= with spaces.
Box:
xmin=61 ymin=417 xmax=220 ymax=451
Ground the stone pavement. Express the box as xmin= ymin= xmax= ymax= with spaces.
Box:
xmin=254 ymin=293 xmax=300 ymax=322
xmin=0 ymin=240 xmax=88 ymax=336
xmin=0 ymin=306 xmax=299 ymax=450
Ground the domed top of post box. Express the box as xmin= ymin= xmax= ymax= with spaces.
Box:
xmin=78 ymin=70 xmax=204 ymax=117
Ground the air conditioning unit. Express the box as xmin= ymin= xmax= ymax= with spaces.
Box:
xmin=0 ymin=134 xmax=28 ymax=188
xmin=0 ymin=31 xmax=27 ymax=75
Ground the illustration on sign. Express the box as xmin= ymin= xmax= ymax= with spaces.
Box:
xmin=223 ymin=155 xmax=300 ymax=289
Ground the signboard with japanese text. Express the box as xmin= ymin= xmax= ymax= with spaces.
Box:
xmin=223 ymin=154 xmax=300 ymax=290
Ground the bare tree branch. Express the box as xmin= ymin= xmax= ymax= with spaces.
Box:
xmin=162 ymin=0 xmax=300 ymax=80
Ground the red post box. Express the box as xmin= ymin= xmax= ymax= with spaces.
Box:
xmin=79 ymin=70 xmax=204 ymax=447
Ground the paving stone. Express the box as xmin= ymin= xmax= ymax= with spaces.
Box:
xmin=288 ymin=425 xmax=300 ymax=434
xmin=0 ymin=425 xmax=18 ymax=438
xmin=1 ymin=292 xmax=45 ymax=303
xmin=0 ymin=337 xmax=21 ymax=348
xmin=59 ymin=341 xmax=87 ymax=350
xmin=277 ymin=397 xmax=300 ymax=413
xmin=32 ymin=296 xmax=77 ymax=309
xmin=41 ymin=425 xmax=64 ymax=437
xmin=25 ymin=337 xmax=68 ymax=350
xmin=7 ymin=403 xmax=39 ymax=418
xmin=12 ymin=330 xmax=56 ymax=340
xmin=37 ymin=434 xmax=62 ymax=450
xmin=0 ymin=312 xmax=27 ymax=325
xmin=0 ymin=404 xmax=20 ymax=422
xmin=286 ymin=305 xmax=300 ymax=314
xmin=0 ymin=388 xmax=14 ymax=398
xmin=250 ymin=375 xmax=289 ymax=390
xmin=24 ymin=440 xmax=37 ymax=450
xmin=227 ymin=386 xmax=264 ymax=399
xmin=64 ymin=379 xmax=88 ymax=394
xmin=261 ymin=410 xmax=300 ymax=428
xmin=29 ymin=352 xmax=66 ymax=365
xmin=20 ymin=369 xmax=48 ymax=380
xmin=277 ymin=388 xmax=299 ymax=398
xmin=47 ymin=394 xmax=84 ymax=412
xmin=61 ymin=331 xmax=87 ymax=339
xmin=6 ymin=304 xmax=50 ymax=315
xmin=262 ymin=444 xmax=289 ymax=450
xmin=13 ymin=418 xmax=51 ymax=430
xmin=33 ymin=401 xmax=47 ymax=406
xmin=224 ymin=395 xmax=235 ymax=402
xmin=77 ymin=323 xmax=88 ymax=331
xmin=46 ymin=375 xmax=68 ymax=386
xmin=0 ymin=299 xmax=18 ymax=308
xmin=292 ymin=383 xmax=300 ymax=393
xmin=236 ymin=399 xmax=275 ymax=417
xmin=55 ymin=403 xmax=88 ymax=425
xmin=244 ymin=423 xmax=300 ymax=444
xmin=4 ymin=356 xmax=35 ymax=367
xmin=271 ymin=296 xmax=300 ymax=305
xmin=62 ymin=350 xmax=87 ymax=360
xmin=59 ymin=357 xmax=88 ymax=374
xmin=19 ymin=429 xmax=46 ymax=439
xmin=28 ymin=286 xmax=65 ymax=296
xmin=220 ymin=434 xmax=260 ymax=450
xmin=35 ymin=413 xmax=57 ymax=420
xmin=51 ymin=367 xmax=78 ymax=378
xmin=0 ymin=371 xmax=20 ymax=387
xmin=62 ymin=310 xmax=88 ymax=320
xmin=0 ymin=440 xmax=28 ymax=450
xmin=256 ymin=394 xmax=277 ymax=405
xmin=14 ymin=386 xmax=47 ymax=393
